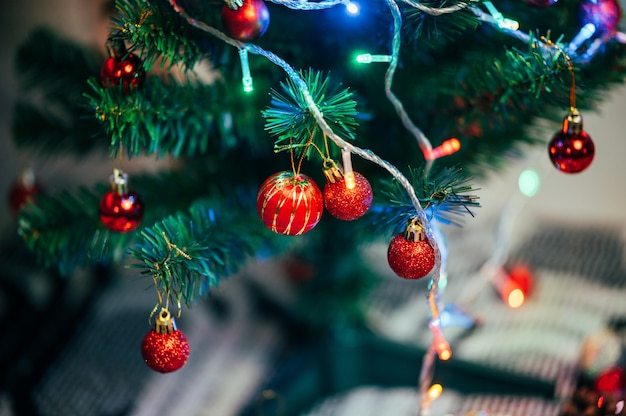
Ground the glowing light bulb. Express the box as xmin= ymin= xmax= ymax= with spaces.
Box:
xmin=344 ymin=172 xmax=356 ymax=189
xmin=238 ymin=48 xmax=253 ymax=93
xmin=494 ymin=265 xmax=533 ymax=308
xmin=355 ymin=53 xmax=392 ymax=64
xmin=518 ymin=168 xmax=541 ymax=197
xmin=434 ymin=335 xmax=452 ymax=360
xmin=507 ymin=288 xmax=525 ymax=308
xmin=438 ymin=346 xmax=452 ymax=361
xmin=345 ymin=1 xmax=359 ymax=15
xmin=428 ymin=384 xmax=443 ymax=400
xmin=430 ymin=138 xmax=461 ymax=159
xmin=483 ymin=1 xmax=519 ymax=30
xmin=341 ymin=147 xmax=355 ymax=189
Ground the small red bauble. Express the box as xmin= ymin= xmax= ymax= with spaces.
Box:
xmin=99 ymin=169 xmax=144 ymax=233
xmin=323 ymin=164 xmax=373 ymax=221
xmin=256 ymin=171 xmax=323 ymax=236
xmin=548 ymin=109 xmax=595 ymax=174
xmin=221 ymin=0 xmax=270 ymax=42
xmin=141 ymin=309 xmax=190 ymax=373
xmin=579 ymin=0 xmax=622 ymax=37
xmin=8 ymin=168 xmax=42 ymax=214
xmin=595 ymin=367 xmax=625 ymax=395
xmin=100 ymin=45 xmax=145 ymax=92
xmin=387 ymin=218 xmax=435 ymax=280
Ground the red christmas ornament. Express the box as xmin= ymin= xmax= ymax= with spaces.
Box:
xmin=8 ymin=168 xmax=42 ymax=214
xmin=323 ymin=162 xmax=372 ymax=221
xmin=141 ymin=309 xmax=190 ymax=373
xmin=387 ymin=218 xmax=435 ymax=280
xmin=221 ymin=0 xmax=270 ymax=42
xmin=579 ymin=0 xmax=622 ymax=37
xmin=99 ymin=169 xmax=145 ymax=233
xmin=100 ymin=39 xmax=145 ymax=92
xmin=595 ymin=367 xmax=625 ymax=395
xmin=548 ymin=108 xmax=595 ymax=174
xmin=256 ymin=171 xmax=323 ymax=236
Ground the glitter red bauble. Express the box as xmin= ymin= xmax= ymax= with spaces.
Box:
xmin=595 ymin=367 xmax=625 ymax=395
xmin=256 ymin=171 xmax=323 ymax=236
xmin=548 ymin=129 xmax=595 ymax=174
xmin=579 ymin=0 xmax=622 ymax=37
xmin=99 ymin=190 xmax=145 ymax=232
xmin=141 ymin=329 xmax=190 ymax=373
xmin=8 ymin=177 xmax=42 ymax=214
xmin=387 ymin=233 xmax=435 ymax=279
xmin=323 ymin=172 xmax=373 ymax=221
xmin=221 ymin=0 xmax=270 ymax=42
xmin=100 ymin=53 xmax=145 ymax=92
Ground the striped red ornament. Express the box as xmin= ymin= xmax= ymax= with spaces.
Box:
xmin=256 ymin=171 xmax=323 ymax=236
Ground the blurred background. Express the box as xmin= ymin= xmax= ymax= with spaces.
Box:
xmin=1 ymin=1 xmax=626 ymax=416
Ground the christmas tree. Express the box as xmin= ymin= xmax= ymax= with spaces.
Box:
xmin=5 ymin=0 xmax=626 ymax=414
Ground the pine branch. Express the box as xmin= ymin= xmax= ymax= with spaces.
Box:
xmin=364 ymin=165 xmax=480 ymax=237
xmin=262 ymin=70 xmax=359 ymax=160
xmin=128 ymin=198 xmax=283 ymax=306
xmin=111 ymin=0 xmax=219 ymax=71
xmin=403 ymin=0 xmax=482 ymax=46
xmin=12 ymin=28 xmax=107 ymax=156
xmin=17 ymin=186 xmax=136 ymax=275
xmin=85 ymin=76 xmax=229 ymax=158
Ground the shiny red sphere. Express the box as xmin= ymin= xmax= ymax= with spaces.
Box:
xmin=548 ymin=129 xmax=595 ymax=174
xmin=387 ymin=233 xmax=435 ymax=279
xmin=256 ymin=171 xmax=323 ymax=236
xmin=141 ymin=329 xmax=190 ymax=373
xmin=99 ymin=190 xmax=145 ymax=232
xmin=8 ymin=180 xmax=41 ymax=214
xmin=579 ymin=0 xmax=622 ymax=37
xmin=323 ymin=172 xmax=372 ymax=221
xmin=221 ymin=0 xmax=270 ymax=42
xmin=100 ymin=53 xmax=145 ymax=92
xmin=595 ymin=367 xmax=624 ymax=395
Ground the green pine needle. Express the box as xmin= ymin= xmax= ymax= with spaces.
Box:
xmin=366 ymin=165 xmax=480 ymax=237
xmin=129 ymin=199 xmax=279 ymax=306
xmin=85 ymin=76 xmax=225 ymax=158
xmin=12 ymin=28 xmax=106 ymax=156
xmin=110 ymin=0 xmax=215 ymax=72
xmin=262 ymin=70 xmax=359 ymax=160
xmin=403 ymin=0 xmax=481 ymax=46
xmin=17 ymin=186 xmax=137 ymax=276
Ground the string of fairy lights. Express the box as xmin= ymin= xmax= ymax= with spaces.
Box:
xmin=158 ymin=0 xmax=622 ymax=413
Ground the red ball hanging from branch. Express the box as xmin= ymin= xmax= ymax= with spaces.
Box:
xmin=578 ymin=0 xmax=622 ymax=38
xmin=548 ymin=108 xmax=595 ymax=174
xmin=387 ymin=217 xmax=435 ymax=280
xmin=8 ymin=168 xmax=42 ymax=215
xmin=141 ymin=309 xmax=190 ymax=373
xmin=100 ymin=38 xmax=145 ymax=93
xmin=221 ymin=0 xmax=270 ymax=42
xmin=322 ymin=161 xmax=372 ymax=221
xmin=256 ymin=171 xmax=323 ymax=236
xmin=99 ymin=169 xmax=145 ymax=233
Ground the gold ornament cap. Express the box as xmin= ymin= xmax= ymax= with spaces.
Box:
xmin=562 ymin=108 xmax=583 ymax=135
xmin=403 ymin=217 xmax=426 ymax=242
xmin=109 ymin=168 xmax=129 ymax=195
xmin=155 ymin=308 xmax=176 ymax=334
xmin=323 ymin=160 xmax=344 ymax=184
